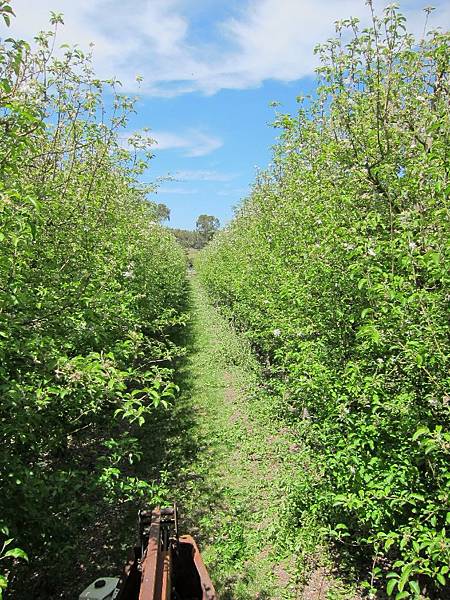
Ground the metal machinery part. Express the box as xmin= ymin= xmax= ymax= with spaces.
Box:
xmin=79 ymin=578 xmax=120 ymax=600
xmin=79 ymin=506 xmax=217 ymax=600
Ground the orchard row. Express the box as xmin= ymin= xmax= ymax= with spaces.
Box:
xmin=199 ymin=7 xmax=450 ymax=598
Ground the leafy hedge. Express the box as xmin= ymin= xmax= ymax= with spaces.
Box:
xmin=0 ymin=9 xmax=187 ymax=593
xmin=198 ymin=6 xmax=449 ymax=598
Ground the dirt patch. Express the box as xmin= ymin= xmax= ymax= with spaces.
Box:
xmin=273 ymin=563 xmax=291 ymax=588
xmin=299 ymin=567 xmax=332 ymax=600
xmin=223 ymin=372 xmax=239 ymax=402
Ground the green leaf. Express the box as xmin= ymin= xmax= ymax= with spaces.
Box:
xmin=385 ymin=537 xmax=396 ymax=550
xmin=398 ymin=566 xmax=412 ymax=591
xmin=3 ymin=548 xmax=28 ymax=561
xmin=412 ymin=427 xmax=429 ymax=441
xmin=424 ymin=251 xmax=440 ymax=268
xmin=409 ymin=580 xmax=420 ymax=595
xmin=358 ymin=278 xmax=367 ymax=290
xmin=387 ymin=578 xmax=397 ymax=596
xmin=409 ymin=493 xmax=424 ymax=502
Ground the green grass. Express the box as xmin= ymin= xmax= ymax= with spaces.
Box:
xmin=173 ymin=274 xmax=297 ymax=599
xmin=168 ymin=276 xmax=361 ymax=599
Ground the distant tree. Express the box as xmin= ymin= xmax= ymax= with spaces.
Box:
xmin=155 ymin=203 xmax=170 ymax=222
xmin=196 ymin=214 xmax=220 ymax=246
xmin=170 ymin=216 xmax=220 ymax=251
xmin=170 ymin=228 xmax=198 ymax=249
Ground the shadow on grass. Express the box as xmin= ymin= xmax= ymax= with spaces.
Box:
xmin=133 ymin=285 xmax=230 ymax=539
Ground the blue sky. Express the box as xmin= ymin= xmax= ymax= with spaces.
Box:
xmin=7 ymin=0 xmax=449 ymax=229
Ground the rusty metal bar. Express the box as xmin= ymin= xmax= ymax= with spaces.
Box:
xmin=109 ymin=506 xmax=217 ymax=600
xmin=178 ymin=535 xmax=216 ymax=600
xmin=138 ymin=509 xmax=162 ymax=600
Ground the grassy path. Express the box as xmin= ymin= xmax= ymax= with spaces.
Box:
xmin=165 ymin=276 xmax=303 ymax=599
xmin=9 ymin=275 xmax=356 ymax=600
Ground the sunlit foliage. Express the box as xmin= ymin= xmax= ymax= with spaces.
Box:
xmin=0 ymin=7 xmax=187 ymax=594
xmin=199 ymin=6 xmax=449 ymax=598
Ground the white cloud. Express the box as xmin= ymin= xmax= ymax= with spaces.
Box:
xmin=152 ymin=130 xmax=223 ymax=156
xmin=7 ymin=0 xmax=450 ymax=97
xmin=173 ymin=170 xmax=236 ymax=182
xmin=119 ymin=129 xmax=222 ymax=156
xmin=157 ymin=186 xmax=198 ymax=195
xmin=220 ymin=0 xmax=363 ymax=85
